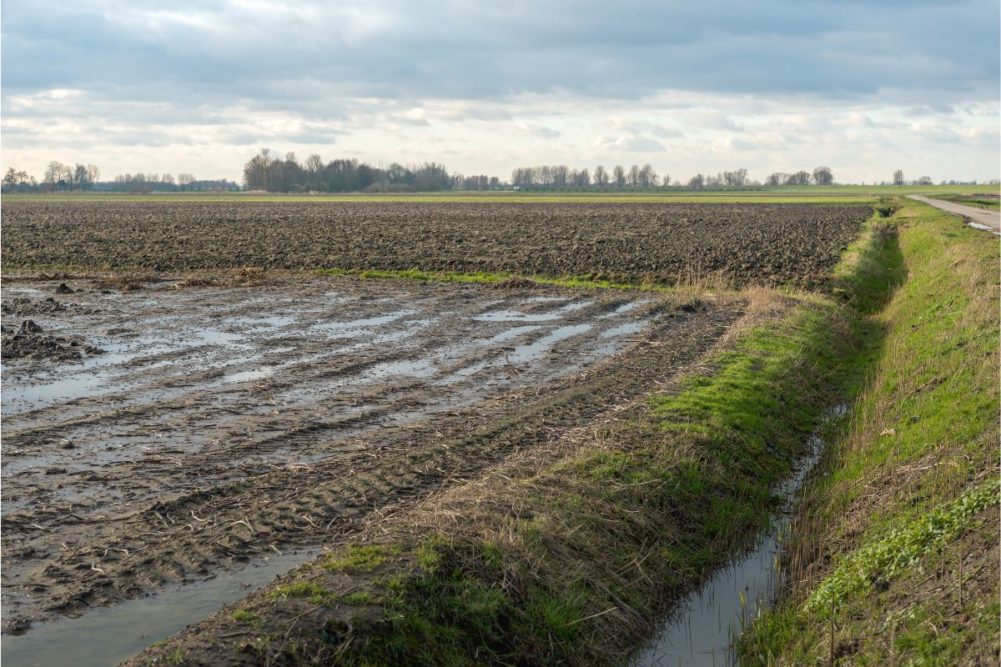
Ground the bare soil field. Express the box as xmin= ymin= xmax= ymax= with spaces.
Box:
xmin=1 ymin=201 xmax=869 ymax=286
xmin=0 ymin=275 xmax=742 ymax=646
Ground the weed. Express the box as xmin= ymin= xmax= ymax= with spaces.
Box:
xmin=323 ymin=545 xmax=398 ymax=574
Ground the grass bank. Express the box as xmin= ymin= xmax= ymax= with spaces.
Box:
xmin=129 ymin=213 xmax=901 ymax=666
xmin=317 ymin=267 xmax=736 ymax=294
xmin=738 ymin=201 xmax=1000 ymax=664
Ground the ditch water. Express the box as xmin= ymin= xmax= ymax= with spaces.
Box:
xmin=633 ymin=407 xmax=845 ymax=666
xmin=1 ymin=551 xmax=312 ymax=667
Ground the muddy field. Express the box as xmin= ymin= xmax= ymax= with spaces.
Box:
xmin=1 ymin=275 xmax=743 ymax=654
xmin=1 ymin=201 xmax=869 ymax=286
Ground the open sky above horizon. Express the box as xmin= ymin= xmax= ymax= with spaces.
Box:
xmin=2 ymin=0 xmax=999 ymax=185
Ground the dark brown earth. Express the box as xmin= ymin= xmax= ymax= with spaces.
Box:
xmin=1 ymin=275 xmax=743 ymax=640
xmin=1 ymin=201 xmax=869 ymax=287
xmin=1 ymin=319 xmax=105 ymax=361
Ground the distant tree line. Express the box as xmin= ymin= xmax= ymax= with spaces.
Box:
xmin=102 ymin=173 xmax=238 ymax=192
xmin=511 ymin=164 xmax=664 ymax=189
xmin=5 ymin=156 xmax=996 ymax=194
xmin=3 ymin=161 xmax=103 ymax=191
xmin=764 ymin=167 xmax=834 ymax=187
xmin=2 ymin=162 xmax=238 ymax=193
xmin=241 ymin=149 xmax=500 ymax=192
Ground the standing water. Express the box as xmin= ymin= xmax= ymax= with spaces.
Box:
xmin=634 ymin=407 xmax=845 ymax=666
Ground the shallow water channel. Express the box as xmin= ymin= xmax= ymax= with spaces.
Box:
xmin=1 ymin=550 xmax=310 ymax=666
xmin=633 ymin=408 xmax=843 ymax=666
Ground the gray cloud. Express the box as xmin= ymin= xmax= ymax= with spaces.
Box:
xmin=528 ymin=125 xmax=561 ymax=139
xmin=3 ymin=0 xmax=997 ymax=106
xmin=2 ymin=0 xmax=998 ymax=182
xmin=594 ymin=134 xmax=665 ymax=152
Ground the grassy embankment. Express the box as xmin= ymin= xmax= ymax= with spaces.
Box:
xmin=739 ymin=201 xmax=999 ymax=664
xmin=134 ymin=209 xmax=904 ymax=665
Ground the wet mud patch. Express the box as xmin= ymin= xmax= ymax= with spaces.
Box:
xmin=2 ymin=319 xmax=105 ymax=362
xmin=1 ymin=274 xmax=742 ymax=647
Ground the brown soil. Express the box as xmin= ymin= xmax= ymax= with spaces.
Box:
xmin=1 ymin=201 xmax=869 ymax=287
xmin=1 ymin=276 xmax=743 ymax=636
xmin=2 ymin=319 xmax=105 ymax=362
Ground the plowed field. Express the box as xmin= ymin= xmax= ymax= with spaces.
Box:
xmin=2 ymin=201 xmax=869 ymax=286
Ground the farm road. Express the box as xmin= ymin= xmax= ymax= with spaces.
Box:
xmin=909 ymin=195 xmax=1000 ymax=233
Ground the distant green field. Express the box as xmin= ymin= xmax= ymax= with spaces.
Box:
xmin=1 ymin=184 xmax=991 ymax=205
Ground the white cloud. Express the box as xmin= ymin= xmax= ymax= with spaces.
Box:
xmin=1 ymin=0 xmax=998 ymax=182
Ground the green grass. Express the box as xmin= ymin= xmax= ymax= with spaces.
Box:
xmin=317 ymin=267 xmax=706 ymax=293
xmin=269 ymin=579 xmax=333 ymax=605
xmin=230 ymin=609 xmax=260 ymax=625
xmin=324 ymin=545 xmax=399 ymax=573
xmin=804 ymin=480 xmax=999 ymax=615
xmin=738 ymin=200 xmax=1000 ymax=665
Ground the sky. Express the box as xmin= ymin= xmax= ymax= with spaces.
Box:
xmin=2 ymin=0 xmax=999 ymax=184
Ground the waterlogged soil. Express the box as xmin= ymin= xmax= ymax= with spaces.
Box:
xmin=1 ymin=275 xmax=744 ymax=648
xmin=2 ymin=201 xmax=869 ymax=287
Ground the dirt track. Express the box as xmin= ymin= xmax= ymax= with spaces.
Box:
xmin=1 ymin=201 xmax=869 ymax=286
xmin=1 ymin=276 xmax=743 ymax=640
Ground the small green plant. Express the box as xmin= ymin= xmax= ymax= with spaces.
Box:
xmin=806 ymin=480 xmax=999 ymax=615
xmin=339 ymin=590 xmax=376 ymax=605
xmin=324 ymin=544 xmax=398 ymax=573
xmin=231 ymin=609 xmax=260 ymax=625
xmin=270 ymin=579 xmax=331 ymax=605
xmin=165 ymin=647 xmax=186 ymax=665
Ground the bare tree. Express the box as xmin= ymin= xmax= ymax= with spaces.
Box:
xmin=787 ymin=171 xmax=811 ymax=186
xmin=722 ymin=169 xmax=749 ymax=187
xmin=73 ymin=164 xmax=89 ymax=187
xmin=86 ymin=164 xmax=101 ymax=184
xmin=612 ymin=165 xmax=625 ymax=188
xmin=627 ymin=165 xmax=640 ymax=187
xmin=688 ymin=174 xmax=705 ymax=190
xmin=892 ymin=169 xmax=905 ymax=186
xmin=594 ymin=165 xmax=609 ymax=187
xmin=44 ymin=161 xmax=68 ymax=189
xmin=305 ymin=154 xmax=323 ymax=174
xmin=3 ymin=168 xmax=17 ymax=188
xmin=812 ymin=166 xmax=834 ymax=186
xmin=638 ymin=164 xmax=657 ymax=187
xmin=551 ymin=165 xmax=568 ymax=188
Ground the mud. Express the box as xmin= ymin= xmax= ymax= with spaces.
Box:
xmin=1 ymin=275 xmax=743 ymax=644
xmin=2 ymin=201 xmax=870 ymax=287
xmin=2 ymin=318 xmax=105 ymax=362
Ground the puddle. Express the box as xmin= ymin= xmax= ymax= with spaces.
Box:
xmin=508 ymin=323 xmax=592 ymax=363
xmin=966 ymin=221 xmax=1000 ymax=235
xmin=312 ymin=309 xmax=416 ymax=336
xmin=600 ymin=321 xmax=647 ymax=338
xmin=473 ymin=300 xmax=591 ymax=322
xmin=634 ymin=408 xmax=843 ymax=666
xmin=598 ymin=300 xmax=643 ymax=318
xmin=0 ymin=552 xmax=313 ymax=667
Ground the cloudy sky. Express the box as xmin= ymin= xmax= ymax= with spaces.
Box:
xmin=2 ymin=0 xmax=998 ymax=184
